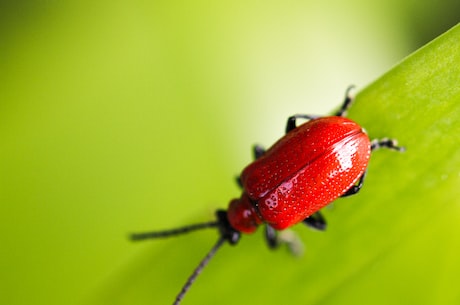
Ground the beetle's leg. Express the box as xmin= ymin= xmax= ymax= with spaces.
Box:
xmin=340 ymin=139 xmax=404 ymax=197
xmin=288 ymin=86 xmax=355 ymax=132
xmin=371 ymin=138 xmax=405 ymax=152
xmin=287 ymin=86 xmax=356 ymax=130
xmin=264 ymin=225 xmax=304 ymax=256
xmin=302 ymin=211 xmax=327 ymax=231
xmin=265 ymin=225 xmax=279 ymax=249
xmin=335 ymin=85 xmax=355 ymax=117
xmin=253 ymin=144 xmax=266 ymax=159
xmin=235 ymin=176 xmax=243 ymax=189
xmin=341 ymin=171 xmax=366 ymax=197
xmin=285 ymin=114 xmax=320 ymax=133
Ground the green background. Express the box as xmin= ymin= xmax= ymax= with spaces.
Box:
xmin=1 ymin=1 xmax=460 ymax=305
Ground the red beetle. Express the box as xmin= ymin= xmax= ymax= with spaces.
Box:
xmin=131 ymin=87 xmax=404 ymax=305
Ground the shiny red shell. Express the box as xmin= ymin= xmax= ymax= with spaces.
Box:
xmin=227 ymin=116 xmax=371 ymax=233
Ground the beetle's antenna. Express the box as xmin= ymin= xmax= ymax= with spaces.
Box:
xmin=173 ymin=237 xmax=226 ymax=305
xmin=130 ymin=221 xmax=220 ymax=241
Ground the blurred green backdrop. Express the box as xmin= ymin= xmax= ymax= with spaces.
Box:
xmin=1 ymin=1 xmax=459 ymax=305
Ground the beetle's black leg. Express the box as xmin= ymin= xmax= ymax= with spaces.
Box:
xmin=264 ymin=225 xmax=304 ymax=255
xmin=371 ymin=138 xmax=405 ymax=152
xmin=302 ymin=211 xmax=327 ymax=231
xmin=253 ymin=144 xmax=266 ymax=159
xmin=341 ymin=171 xmax=366 ymax=197
xmin=235 ymin=176 xmax=243 ymax=189
xmin=265 ymin=225 xmax=279 ymax=249
xmin=287 ymin=86 xmax=355 ymax=132
xmin=285 ymin=114 xmax=320 ymax=133
xmin=335 ymin=85 xmax=355 ymax=117
xmin=340 ymin=139 xmax=404 ymax=197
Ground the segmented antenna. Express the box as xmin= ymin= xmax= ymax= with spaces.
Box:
xmin=130 ymin=221 xmax=220 ymax=240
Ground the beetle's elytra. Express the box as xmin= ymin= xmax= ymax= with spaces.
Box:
xmin=230 ymin=116 xmax=371 ymax=232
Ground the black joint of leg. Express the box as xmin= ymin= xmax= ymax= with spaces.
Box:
xmin=253 ymin=145 xmax=266 ymax=160
xmin=264 ymin=225 xmax=279 ymax=249
xmin=341 ymin=171 xmax=366 ymax=197
xmin=235 ymin=176 xmax=243 ymax=189
xmin=286 ymin=116 xmax=297 ymax=133
xmin=285 ymin=115 xmax=319 ymax=134
xmin=341 ymin=185 xmax=360 ymax=197
xmin=215 ymin=210 xmax=241 ymax=245
xmin=303 ymin=212 xmax=327 ymax=231
xmin=371 ymin=138 xmax=406 ymax=152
